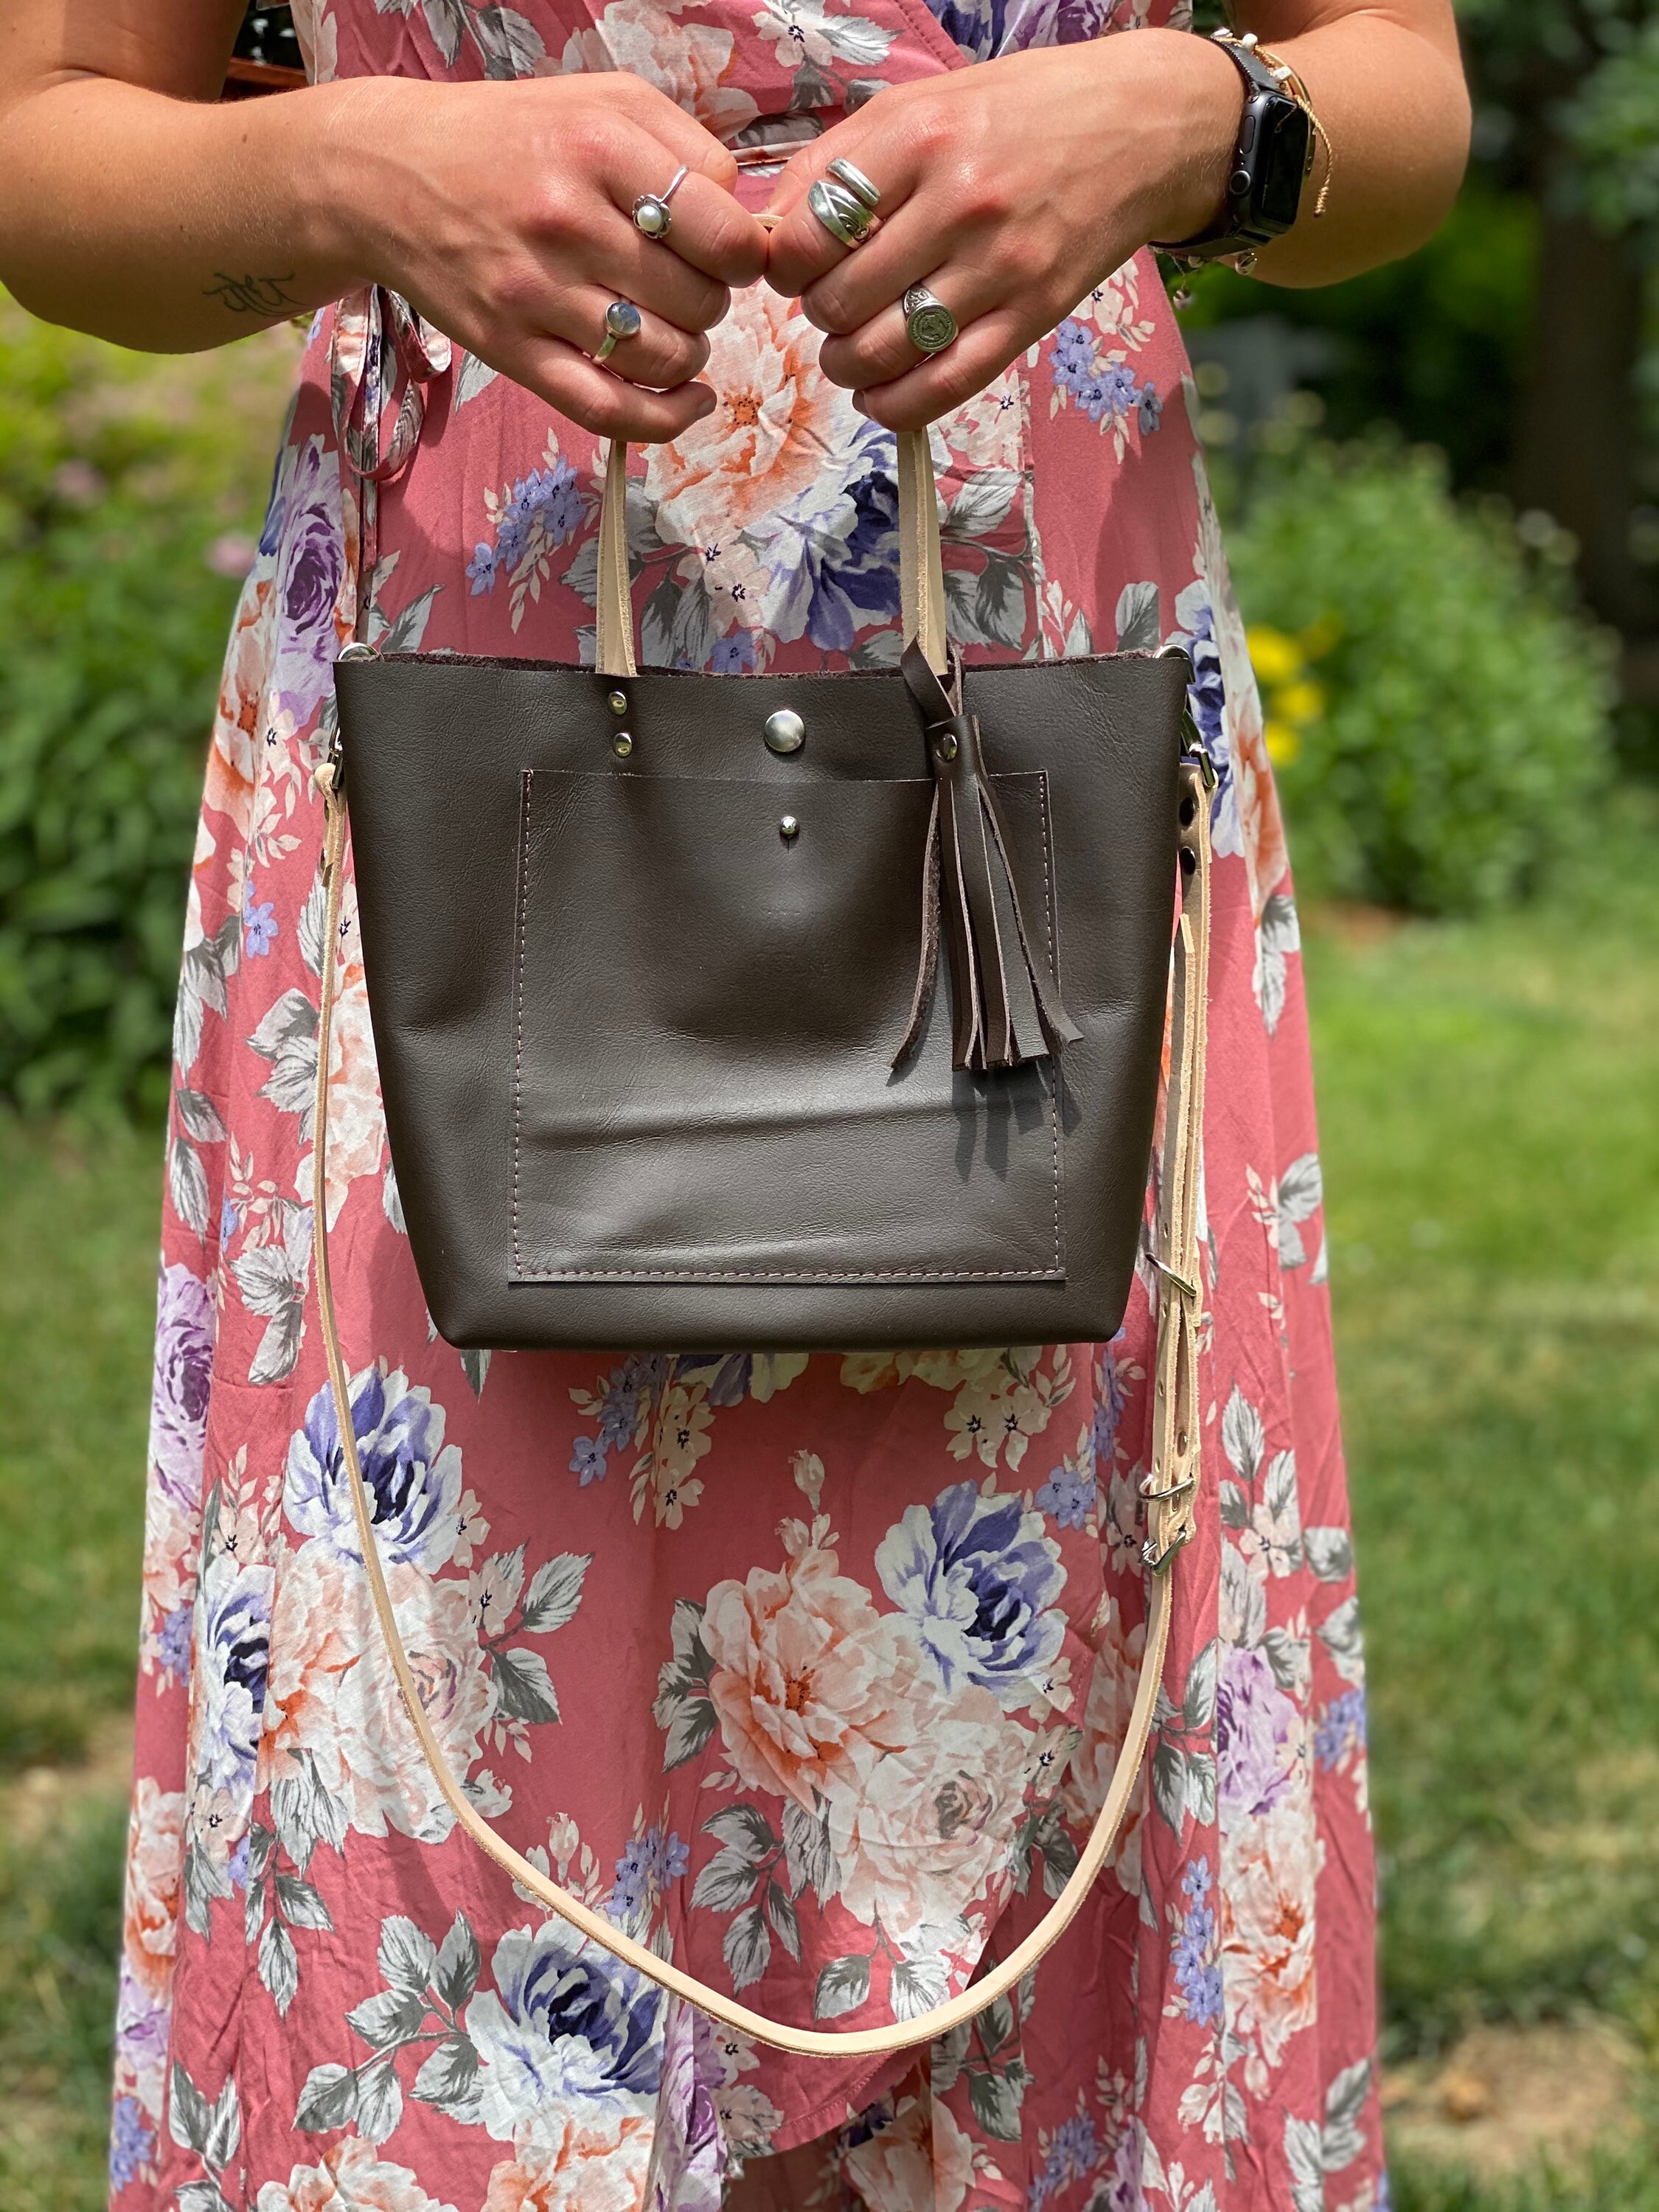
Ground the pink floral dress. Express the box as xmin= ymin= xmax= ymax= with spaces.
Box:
xmin=111 ymin=2 xmax=1382 ymax=2208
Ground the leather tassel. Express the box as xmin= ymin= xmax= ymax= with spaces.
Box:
xmin=894 ymin=644 xmax=1083 ymax=1074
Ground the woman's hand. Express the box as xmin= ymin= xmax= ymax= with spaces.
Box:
xmin=761 ymin=32 xmax=1245 ymax=431
xmin=330 ymin=72 xmax=769 ymax=442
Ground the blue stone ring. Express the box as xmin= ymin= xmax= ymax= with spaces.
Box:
xmin=592 ymin=299 xmax=643 ymax=364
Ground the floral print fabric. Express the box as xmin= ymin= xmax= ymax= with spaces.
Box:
xmin=111 ymin=1 xmax=1382 ymax=2208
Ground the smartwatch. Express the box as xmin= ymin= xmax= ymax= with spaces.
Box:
xmin=1152 ymin=28 xmax=1314 ymax=271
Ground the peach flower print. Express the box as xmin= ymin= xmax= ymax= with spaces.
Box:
xmin=254 ymin=2135 xmax=456 ymax=2212
xmin=204 ymin=574 xmax=270 ymax=841
xmin=1220 ymin=1801 xmax=1321 ymax=2093
xmin=481 ymin=2109 xmax=654 ymax=2212
xmin=122 ymin=1777 xmax=184 ymax=2004
xmin=646 ymin=288 xmax=859 ymax=552
xmin=557 ymin=0 xmax=758 ymax=140
xmin=825 ymin=1682 xmax=1035 ymax=1935
xmin=305 ymin=878 xmax=386 ymax=1230
xmin=264 ymin=1540 xmax=493 ymax=1842
xmin=843 ymin=2089 xmax=977 ymax=2212
xmin=702 ymin=1520 xmax=941 ymax=1812
xmin=1060 ymin=1592 xmax=1148 ymax=1900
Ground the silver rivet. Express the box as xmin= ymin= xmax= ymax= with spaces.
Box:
xmin=612 ymin=731 xmax=633 ymax=757
xmin=935 ymin=731 xmax=959 ymax=762
xmin=764 ymin=708 xmax=805 ymax=755
xmin=608 ymin=689 xmax=628 ymax=716
xmin=779 ymin=814 xmax=799 ymax=841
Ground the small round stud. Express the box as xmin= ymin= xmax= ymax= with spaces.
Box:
xmin=934 ymin=731 xmax=959 ymax=762
xmin=607 ymin=689 xmax=628 ymax=716
xmin=764 ymin=708 xmax=805 ymax=756
xmin=337 ymin=641 xmax=378 ymax=663
xmin=612 ymin=731 xmax=633 ymax=758
xmin=779 ymin=814 xmax=800 ymax=841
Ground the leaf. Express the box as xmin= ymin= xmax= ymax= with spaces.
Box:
xmin=258 ymin=1917 xmax=299 ymax=2018
xmin=1262 ymin=1626 xmax=1311 ymax=1694
xmin=978 ymin=1993 xmax=1016 ymax=2056
xmin=493 ymin=1644 xmax=562 ymax=1724
xmin=378 ymin=583 xmax=441 ymax=656
xmin=890 ymin=1956 xmax=948 ymax=2021
xmin=1114 ymin=580 xmax=1161 ymax=651
xmin=703 ymin=1804 xmax=777 ymax=1863
xmin=661 ymin=1694 xmax=717 ymax=1772
xmin=1183 ymin=1747 xmax=1219 ymax=1829
xmin=453 ymin=352 xmax=499 ymax=411
xmin=723 ymin=1903 xmax=771 ymax=1992
xmin=248 ymin=987 xmax=321 ymax=1129
xmin=175 ymin=1087 xmax=226 ymax=1144
xmin=931 ymin=2021 xmax=972 ymax=2097
xmin=420 ymin=0 xmax=465 ymax=64
xmin=1151 ymin=1738 xmax=1189 ymax=1835
xmin=204 ymin=2077 xmax=241 ymax=2169
xmin=1221 ymin=1541 xmax=1267 ymax=1649
xmin=413 ymin=2032 xmax=481 ymax=2115
xmin=274 ymin=1873 xmax=334 ymax=1933
xmin=691 ymin=1846 xmax=761 ymax=1916
xmin=1261 ymin=1450 xmax=1303 ymax=1569
xmin=1221 ymin=1385 xmax=1265 ymax=1482
xmin=1218 ymin=1479 xmax=1248 ymax=1530
xmin=297 ymin=872 xmax=328 ymax=978
xmin=247 ymin=1822 xmax=276 ymax=1882
xmin=1304 ymin=1527 xmax=1353 ymax=1583
xmin=349 ymin=1985 xmax=429 ymax=2050
xmin=168 ymin=2061 xmax=212 ymax=2154
xmin=782 ymin=1797 xmax=838 ymax=1904
xmin=177 ymin=2186 xmax=233 ymax=2212
xmin=1036 ymin=1806 xmax=1079 ymax=1897
xmin=378 ymin=1914 xmax=438 ymax=1993
xmin=168 ymin=1130 xmax=210 ymax=1239
xmin=521 ymin=1551 xmax=591 ymax=1635
xmin=765 ymin=1880 xmax=801 ymax=1961
xmin=1284 ymin=2113 xmax=1325 ymax=2212
xmin=355 ymin=2055 xmax=405 ymax=2145
xmin=458 ymin=1343 xmax=490 ymax=1395
xmin=295 ymin=2061 xmax=358 ymax=2134
xmin=814 ymin=1952 xmax=871 ymax=2020
xmin=945 ymin=469 xmax=1020 ymax=540
xmin=1279 ymin=1150 xmax=1323 ymax=1225
xmin=1182 ymin=1638 xmax=1220 ymax=1733
xmin=469 ymin=3 xmax=546 ymax=77
xmin=1318 ymin=1594 xmax=1366 ymax=1686
xmin=272 ymin=1754 xmax=346 ymax=1876
xmin=434 ymin=1914 xmax=481 ymax=2011
xmin=967 ymin=2067 xmax=1026 ymax=2140
xmin=1261 ymin=891 xmax=1301 ymax=959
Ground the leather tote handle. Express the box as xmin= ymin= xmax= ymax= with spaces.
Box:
xmin=307 ymin=734 xmax=1209 ymax=2056
xmin=595 ymin=429 xmax=950 ymax=678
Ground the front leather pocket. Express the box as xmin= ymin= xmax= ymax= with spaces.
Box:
xmin=510 ymin=767 xmax=1065 ymax=1288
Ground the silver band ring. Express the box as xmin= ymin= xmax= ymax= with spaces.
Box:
xmin=827 ymin=157 xmax=881 ymax=211
xmin=903 ymin=282 xmax=959 ymax=355
xmin=632 ymin=163 xmax=689 ymax=243
xmin=808 ymin=176 xmax=878 ymax=251
xmin=592 ymin=299 xmax=643 ymax=364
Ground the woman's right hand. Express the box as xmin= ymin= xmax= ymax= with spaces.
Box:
xmin=328 ymin=72 xmax=766 ymax=443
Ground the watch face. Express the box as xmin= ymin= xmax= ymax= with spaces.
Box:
xmin=1259 ymin=101 xmax=1312 ymax=232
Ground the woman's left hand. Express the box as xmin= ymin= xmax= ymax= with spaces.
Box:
xmin=762 ymin=32 xmax=1242 ymax=430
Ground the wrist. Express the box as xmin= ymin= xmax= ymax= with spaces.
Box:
xmin=293 ymin=76 xmax=425 ymax=296
xmin=1113 ymin=28 xmax=1243 ymax=251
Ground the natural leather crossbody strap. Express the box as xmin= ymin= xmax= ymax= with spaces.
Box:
xmin=596 ymin=429 xmax=948 ymax=680
xmin=310 ymin=737 xmax=1209 ymax=2063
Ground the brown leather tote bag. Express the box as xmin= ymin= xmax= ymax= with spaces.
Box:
xmin=310 ymin=417 xmax=1214 ymax=2058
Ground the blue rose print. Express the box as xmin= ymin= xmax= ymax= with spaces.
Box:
xmin=285 ymin=1366 xmax=463 ymax=1571
xmin=1166 ymin=577 xmax=1229 ymax=799
xmin=195 ymin=1550 xmax=274 ymax=1803
xmin=466 ymin=1921 xmax=662 ymax=2138
xmin=874 ymin=1479 xmax=1065 ymax=1709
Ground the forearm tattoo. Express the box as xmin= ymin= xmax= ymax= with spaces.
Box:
xmin=204 ymin=271 xmax=302 ymax=316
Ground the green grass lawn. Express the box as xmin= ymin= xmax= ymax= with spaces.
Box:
xmin=3 ymin=841 xmax=1658 ymax=2206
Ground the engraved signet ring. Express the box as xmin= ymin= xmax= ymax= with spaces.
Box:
xmin=903 ymin=282 xmax=959 ymax=355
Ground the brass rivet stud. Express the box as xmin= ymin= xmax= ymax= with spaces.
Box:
xmin=612 ymin=731 xmax=633 ymax=757
xmin=935 ymin=731 xmax=959 ymax=762
xmin=779 ymin=813 xmax=800 ymax=841
xmin=608 ymin=689 xmax=628 ymax=716
xmin=764 ymin=708 xmax=805 ymax=756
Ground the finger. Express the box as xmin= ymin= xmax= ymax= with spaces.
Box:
xmin=588 ymin=75 xmax=742 ymax=192
xmin=763 ymin=145 xmax=912 ymax=301
xmin=555 ymin=291 xmax=712 ymax=391
xmin=576 ymin=212 xmax=732 ymax=335
xmin=600 ymin=133 xmax=769 ymax=288
xmin=817 ymin=265 xmax=1002 ymax=392
xmin=509 ymin=333 xmax=717 ymax=443
xmin=851 ymin=305 xmax=1032 ymax=434
xmin=799 ymin=167 xmax=998 ymax=338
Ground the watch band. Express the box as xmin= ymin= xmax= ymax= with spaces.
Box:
xmin=1152 ymin=28 xmax=1313 ymax=270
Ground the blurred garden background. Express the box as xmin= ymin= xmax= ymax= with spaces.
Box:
xmin=4 ymin=4 xmax=1659 ymax=2206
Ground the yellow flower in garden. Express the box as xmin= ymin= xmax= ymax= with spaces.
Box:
xmin=1265 ymin=721 xmax=1302 ymax=767
xmin=1277 ymin=678 xmax=1326 ymax=726
xmin=1247 ymin=625 xmax=1302 ymax=686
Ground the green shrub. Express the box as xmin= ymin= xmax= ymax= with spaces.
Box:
xmin=1228 ymin=434 xmax=1615 ymax=914
xmin=0 ymin=299 xmax=296 ymax=1116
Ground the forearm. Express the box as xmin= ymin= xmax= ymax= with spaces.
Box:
xmin=0 ymin=73 xmax=396 ymax=351
xmin=1225 ymin=4 xmax=1471 ymax=285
